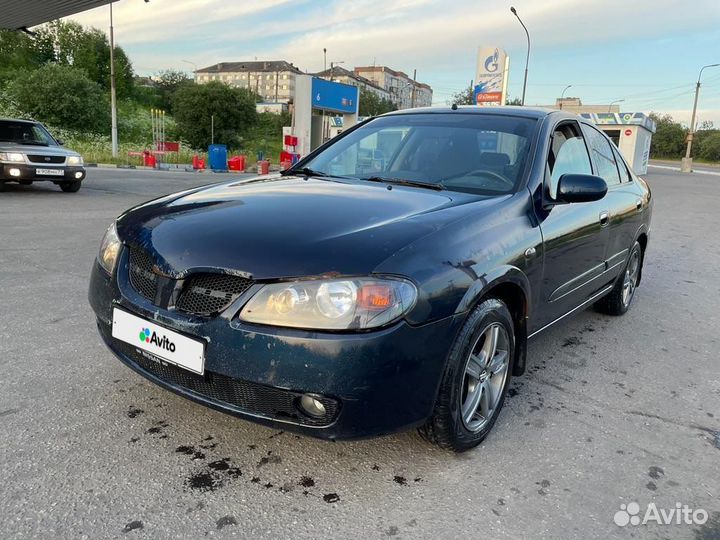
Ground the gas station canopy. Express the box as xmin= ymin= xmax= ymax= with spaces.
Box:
xmin=0 ymin=0 xmax=115 ymax=30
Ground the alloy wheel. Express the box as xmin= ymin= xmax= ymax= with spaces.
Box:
xmin=622 ymin=250 xmax=641 ymax=307
xmin=459 ymin=322 xmax=510 ymax=433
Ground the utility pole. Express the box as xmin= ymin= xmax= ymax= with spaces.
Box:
xmin=411 ymin=69 xmax=417 ymax=109
xmin=682 ymin=63 xmax=719 ymax=173
xmin=109 ymin=2 xmax=118 ymax=158
xmin=510 ymin=6 xmax=530 ymax=106
xmin=323 ymin=48 xmax=327 ymax=73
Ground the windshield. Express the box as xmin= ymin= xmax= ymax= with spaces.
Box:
xmin=301 ymin=113 xmax=537 ymax=195
xmin=0 ymin=120 xmax=57 ymax=146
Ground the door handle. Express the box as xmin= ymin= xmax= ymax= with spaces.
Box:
xmin=599 ymin=211 xmax=609 ymax=227
xmin=636 ymin=198 xmax=643 ymax=211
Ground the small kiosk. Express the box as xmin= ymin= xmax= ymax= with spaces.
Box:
xmin=579 ymin=112 xmax=656 ymax=175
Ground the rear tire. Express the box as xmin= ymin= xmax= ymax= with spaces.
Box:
xmin=595 ymin=241 xmax=642 ymax=316
xmin=59 ymin=180 xmax=82 ymax=193
xmin=419 ymin=298 xmax=515 ymax=451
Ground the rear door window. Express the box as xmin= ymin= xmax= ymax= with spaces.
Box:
xmin=582 ymin=124 xmax=621 ymax=187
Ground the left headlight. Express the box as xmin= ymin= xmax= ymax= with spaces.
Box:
xmin=97 ymin=222 xmax=121 ymax=274
xmin=239 ymin=277 xmax=417 ymax=331
xmin=67 ymin=155 xmax=83 ymax=165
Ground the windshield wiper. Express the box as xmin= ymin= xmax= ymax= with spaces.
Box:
xmin=362 ymin=176 xmax=445 ymax=191
xmin=281 ymin=167 xmax=328 ymax=177
xmin=17 ymin=141 xmax=49 ymax=146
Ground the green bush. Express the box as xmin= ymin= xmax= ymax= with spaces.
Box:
xmin=7 ymin=64 xmax=109 ymax=133
xmin=649 ymin=113 xmax=686 ymax=158
xmin=697 ymin=131 xmax=720 ymax=162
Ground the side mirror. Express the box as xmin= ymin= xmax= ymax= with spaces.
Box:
xmin=556 ymin=174 xmax=607 ymax=204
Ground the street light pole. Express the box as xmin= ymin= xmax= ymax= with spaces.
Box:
xmin=109 ymin=1 xmax=118 ymax=158
xmin=510 ymin=6 xmax=530 ymax=106
xmin=323 ymin=48 xmax=327 ymax=73
xmin=559 ymin=84 xmax=572 ymax=110
xmin=682 ymin=63 xmax=719 ymax=172
xmin=182 ymin=59 xmax=198 ymax=79
xmin=608 ymin=99 xmax=624 ymax=113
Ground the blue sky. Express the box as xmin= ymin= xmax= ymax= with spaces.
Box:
xmin=66 ymin=0 xmax=720 ymax=125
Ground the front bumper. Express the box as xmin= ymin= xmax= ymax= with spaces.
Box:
xmin=1 ymin=164 xmax=85 ymax=182
xmin=89 ymin=254 xmax=462 ymax=440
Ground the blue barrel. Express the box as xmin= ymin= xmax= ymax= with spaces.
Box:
xmin=208 ymin=144 xmax=228 ymax=170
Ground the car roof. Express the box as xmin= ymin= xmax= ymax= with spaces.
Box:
xmin=383 ymin=105 xmax=579 ymax=121
xmin=0 ymin=117 xmax=38 ymax=124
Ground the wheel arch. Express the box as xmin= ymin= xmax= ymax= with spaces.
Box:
xmin=634 ymin=226 xmax=649 ymax=286
xmin=455 ymin=265 xmax=530 ymax=376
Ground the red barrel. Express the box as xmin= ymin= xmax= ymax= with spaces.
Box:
xmin=192 ymin=155 xmax=206 ymax=170
xmin=228 ymin=155 xmax=246 ymax=171
xmin=143 ymin=151 xmax=156 ymax=167
xmin=257 ymin=160 xmax=270 ymax=175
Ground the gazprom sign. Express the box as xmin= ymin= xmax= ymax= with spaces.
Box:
xmin=474 ymin=46 xmax=509 ymax=107
xmin=311 ymin=77 xmax=359 ymax=114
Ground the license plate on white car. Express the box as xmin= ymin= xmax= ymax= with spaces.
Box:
xmin=111 ymin=308 xmax=205 ymax=374
xmin=35 ymin=168 xmax=64 ymax=176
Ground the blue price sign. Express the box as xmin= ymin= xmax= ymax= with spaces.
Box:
xmin=311 ymin=78 xmax=358 ymax=114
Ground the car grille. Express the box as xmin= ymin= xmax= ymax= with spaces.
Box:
xmin=128 ymin=248 xmax=158 ymax=303
xmin=104 ymin=329 xmax=340 ymax=427
xmin=176 ymin=273 xmax=253 ymax=316
xmin=127 ymin=247 xmax=253 ymax=316
xmin=27 ymin=154 xmax=65 ymax=164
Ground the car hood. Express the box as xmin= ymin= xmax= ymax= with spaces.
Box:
xmin=117 ymin=175 xmax=499 ymax=279
xmin=0 ymin=143 xmax=79 ymax=156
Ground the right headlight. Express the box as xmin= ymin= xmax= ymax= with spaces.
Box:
xmin=239 ymin=277 xmax=417 ymax=330
xmin=0 ymin=152 xmax=24 ymax=162
xmin=97 ymin=222 xmax=121 ymax=274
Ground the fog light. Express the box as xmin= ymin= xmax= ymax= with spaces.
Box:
xmin=9 ymin=168 xmax=20 ymax=177
xmin=74 ymin=172 xmax=83 ymax=179
xmin=299 ymin=394 xmax=327 ymax=418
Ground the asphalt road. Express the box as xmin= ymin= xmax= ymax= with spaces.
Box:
xmin=1 ymin=168 xmax=718 ymax=540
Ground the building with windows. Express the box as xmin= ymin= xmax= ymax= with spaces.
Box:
xmin=353 ymin=66 xmax=433 ymax=109
xmin=314 ymin=66 xmax=391 ymax=102
xmin=195 ymin=60 xmax=303 ymax=103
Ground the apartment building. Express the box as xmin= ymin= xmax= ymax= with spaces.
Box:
xmin=195 ymin=60 xmax=303 ymax=103
xmin=314 ymin=65 xmax=392 ymax=102
xmin=353 ymin=66 xmax=433 ymax=109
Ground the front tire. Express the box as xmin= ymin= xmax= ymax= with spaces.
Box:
xmin=419 ymin=298 xmax=515 ymax=451
xmin=59 ymin=180 xmax=82 ymax=193
xmin=595 ymin=241 xmax=642 ymax=316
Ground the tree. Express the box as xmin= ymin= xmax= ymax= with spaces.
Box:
xmin=0 ymin=30 xmax=52 ymax=84
xmin=359 ymin=88 xmax=396 ymax=116
xmin=505 ymin=96 xmax=522 ymax=105
xmin=34 ymin=21 xmax=134 ymax=98
xmin=153 ymin=69 xmax=193 ymax=111
xmin=172 ymin=81 xmax=258 ymax=149
xmin=7 ymin=64 xmax=109 ymax=132
xmin=648 ymin=113 xmax=686 ymax=158
xmin=448 ymin=85 xmax=474 ymax=106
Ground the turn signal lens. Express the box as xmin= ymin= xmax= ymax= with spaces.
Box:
xmin=358 ymin=284 xmax=394 ymax=310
